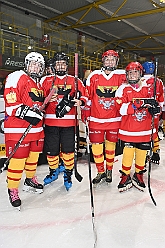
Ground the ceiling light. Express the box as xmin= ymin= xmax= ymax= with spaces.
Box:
xmin=8 ymin=26 xmax=12 ymax=30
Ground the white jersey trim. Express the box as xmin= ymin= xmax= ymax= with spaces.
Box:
xmin=119 ymin=128 xmax=156 ymax=136
xmin=90 ymin=116 xmax=121 ymax=123
xmin=4 ymin=127 xmax=43 ymax=133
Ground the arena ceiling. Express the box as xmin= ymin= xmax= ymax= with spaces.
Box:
xmin=1 ymin=0 xmax=165 ymax=57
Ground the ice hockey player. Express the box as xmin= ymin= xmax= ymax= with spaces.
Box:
xmin=142 ymin=61 xmax=164 ymax=164
xmin=116 ymin=62 xmax=160 ymax=192
xmin=81 ymin=50 xmax=126 ymax=186
xmin=44 ymin=57 xmax=65 ymax=173
xmin=41 ymin=52 xmax=88 ymax=191
xmin=4 ymin=52 xmax=45 ymax=209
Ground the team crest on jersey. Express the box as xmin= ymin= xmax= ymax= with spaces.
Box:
xmin=96 ymin=85 xmax=118 ymax=98
xmin=29 ymin=88 xmax=44 ymax=102
xmin=98 ymin=98 xmax=115 ymax=110
xmin=133 ymin=109 xmax=147 ymax=122
xmin=6 ymin=92 xmax=17 ymax=103
xmin=97 ymin=85 xmax=117 ymax=110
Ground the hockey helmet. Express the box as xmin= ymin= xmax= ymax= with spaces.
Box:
xmin=142 ymin=61 xmax=155 ymax=74
xmin=53 ymin=52 xmax=69 ymax=76
xmin=126 ymin=62 xmax=143 ymax=84
xmin=45 ymin=58 xmax=55 ymax=75
xmin=102 ymin=50 xmax=119 ymax=71
xmin=24 ymin=52 xmax=45 ymax=79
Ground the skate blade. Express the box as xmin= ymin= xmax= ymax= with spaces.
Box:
xmin=22 ymin=185 xmax=44 ymax=194
xmin=132 ymin=182 xmax=145 ymax=192
xmin=118 ymin=184 xmax=133 ymax=193
xmin=93 ymin=178 xmax=106 ymax=188
xmin=12 ymin=205 xmax=21 ymax=211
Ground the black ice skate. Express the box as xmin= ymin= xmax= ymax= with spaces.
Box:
xmin=23 ymin=176 xmax=44 ymax=194
xmin=132 ymin=170 xmax=146 ymax=191
xmin=151 ymin=151 xmax=160 ymax=165
xmin=92 ymin=172 xmax=106 ymax=186
xmin=118 ymin=170 xmax=132 ymax=192
xmin=106 ymin=169 xmax=112 ymax=183
xmin=8 ymin=188 xmax=21 ymax=210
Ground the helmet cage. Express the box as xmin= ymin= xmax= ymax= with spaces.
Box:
xmin=25 ymin=52 xmax=45 ymax=79
xmin=102 ymin=50 xmax=119 ymax=71
xmin=54 ymin=52 xmax=69 ymax=76
xmin=126 ymin=62 xmax=143 ymax=85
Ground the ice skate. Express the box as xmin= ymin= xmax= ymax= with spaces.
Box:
xmin=64 ymin=169 xmax=73 ymax=191
xmin=106 ymin=169 xmax=112 ymax=184
xmin=92 ymin=172 xmax=106 ymax=187
xmin=118 ymin=170 xmax=132 ymax=192
xmin=43 ymin=168 xmax=59 ymax=185
xmin=23 ymin=176 xmax=44 ymax=193
xmin=8 ymin=188 xmax=21 ymax=210
xmin=132 ymin=170 xmax=146 ymax=191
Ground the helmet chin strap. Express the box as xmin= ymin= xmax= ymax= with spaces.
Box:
xmin=129 ymin=79 xmax=140 ymax=88
xmin=56 ymin=70 xmax=67 ymax=76
xmin=102 ymin=66 xmax=116 ymax=71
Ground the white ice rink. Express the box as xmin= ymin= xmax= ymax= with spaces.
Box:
xmin=1 ymin=136 xmax=165 ymax=248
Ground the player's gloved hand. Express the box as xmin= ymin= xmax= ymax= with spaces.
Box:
xmin=56 ymin=94 xmax=75 ymax=118
xmin=132 ymin=99 xmax=144 ymax=110
xmin=81 ymin=106 xmax=91 ymax=123
xmin=15 ymin=105 xmax=44 ymax=126
xmin=148 ymin=104 xmax=160 ymax=116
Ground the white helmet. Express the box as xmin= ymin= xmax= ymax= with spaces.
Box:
xmin=24 ymin=52 xmax=45 ymax=78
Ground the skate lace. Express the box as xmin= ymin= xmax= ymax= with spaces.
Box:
xmin=120 ymin=175 xmax=129 ymax=184
xmin=106 ymin=170 xmax=112 ymax=178
xmin=31 ymin=176 xmax=38 ymax=185
xmin=96 ymin=173 xmax=102 ymax=180
xmin=10 ymin=189 xmax=19 ymax=202
xmin=136 ymin=173 xmax=144 ymax=183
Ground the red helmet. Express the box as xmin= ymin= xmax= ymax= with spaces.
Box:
xmin=126 ymin=62 xmax=143 ymax=84
xmin=126 ymin=62 xmax=143 ymax=72
xmin=102 ymin=50 xmax=119 ymax=60
xmin=102 ymin=50 xmax=119 ymax=71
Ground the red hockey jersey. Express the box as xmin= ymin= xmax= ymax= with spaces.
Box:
xmin=40 ymin=74 xmax=88 ymax=127
xmin=143 ymin=74 xmax=164 ymax=108
xmin=86 ymin=69 xmax=126 ymax=130
xmin=4 ymin=70 xmax=44 ymax=142
xmin=116 ymin=80 xmax=156 ymax=143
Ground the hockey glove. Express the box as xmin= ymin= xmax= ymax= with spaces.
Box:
xmin=15 ymin=105 xmax=44 ymax=126
xmin=56 ymin=94 xmax=75 ymax=118
xmin=142 ymin=98 xmax=158 ymax=108
xmin=81 ymin=106 xmax=91 ymax=123
xmin=148 ymin=104 xmax=160 ymax=116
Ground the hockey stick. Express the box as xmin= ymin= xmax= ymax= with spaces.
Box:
xmin=86 ymin=121 xmax=97 ymax=248
xmin=0 ymin=86 xmax=57 ymax=173
xmin=74 ymin=53 xmax=83 ymax=182
xmin=148 ymin=58 xmax=158 ymax=206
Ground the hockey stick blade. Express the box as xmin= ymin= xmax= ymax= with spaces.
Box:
xmin=75 ymin=168 xmax=83 ymax=182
